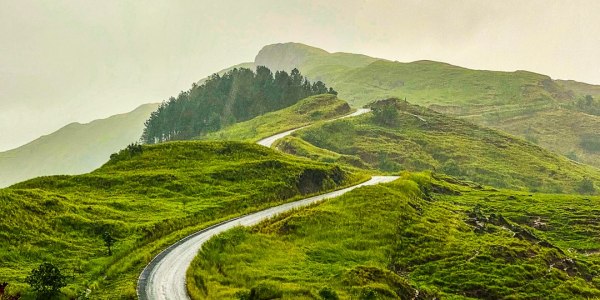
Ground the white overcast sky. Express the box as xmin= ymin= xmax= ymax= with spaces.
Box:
xmin=1 ymin=0 xmax=599 ymax=151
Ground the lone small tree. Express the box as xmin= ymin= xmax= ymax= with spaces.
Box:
xmin=372 ymin=102 xmax=399 ymax=126
xmin=25 ymin=262 xmax=67 ymax=299
xmin=102 ymin=231 xmax=116 ymax=256
xmin=578 ymin=177 xmax=596 ymax=195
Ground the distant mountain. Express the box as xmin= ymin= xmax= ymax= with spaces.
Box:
xmin=0 ymin=103 xmax=158 ymax=187
xmin=250 ymin=42 xmax=600 ymax=169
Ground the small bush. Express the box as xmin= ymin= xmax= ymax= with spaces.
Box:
xmin=578 ymin=177 xmax=596 ymax=195
xmin=318 ymin=287 xmax=339 ymax=300
xmin=580 ymin=134 xmax=600 ymax=153
xmin=247 ymin=283 xmax=283 ymax=300
xmin=372 ymin=101 xmax=399 ymax=126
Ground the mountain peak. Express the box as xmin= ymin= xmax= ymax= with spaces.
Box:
xmin=255 ymin=42 xmax=329 ymax=72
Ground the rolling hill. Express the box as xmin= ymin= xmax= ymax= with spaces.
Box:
xmin=189 ymin=173 xmax=600 ymax=299
xmin=0 ymin=103 xmax=159 ymax=188
xmin=0 ymin=141 xmax=362 ymax=298
xmin=258 ymin=98 xmax=599 ymax=194
xmin=249 ymin=43 xmax=600 ymax=169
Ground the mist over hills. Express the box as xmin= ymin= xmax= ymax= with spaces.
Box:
xmin=4 ymin=42 xmax=600 ymax=187
xmin=251 ymin=43 xmax=600 ymax=168
xmin=0 ymin=103 xmax=158 ymax=187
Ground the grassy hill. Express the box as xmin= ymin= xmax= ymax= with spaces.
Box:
xmin=0 ymin=103 xmax=159 ymax=188
xmin=275 ymin=98 xmax=599 ymax=194
xmin=251 ymin=43 xmax=600 ymax=169
xmin=201 ymin=94 xmax=351 ymax=142
xmin=188 ymin=172 xmax=600 ymax=299
xmin=0 ymin=141 xmax=363 ymax=299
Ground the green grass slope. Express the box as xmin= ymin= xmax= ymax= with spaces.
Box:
xmin=0 ymin=103 xmax=159 ymax=188
xmin=0 ymin=141 xmax=363 ymax=299
xmin=189 ymin=172 xmax=600 ymax=299
xmin=556 ymin=80 xmax=600 ymax=98
xmin=277 ymin=98 xmax=600 ymax=194
xmin=201 ymin=94 xmax=351 ymax=142
xmin=252 ymin=43 xmax=600 ymax=169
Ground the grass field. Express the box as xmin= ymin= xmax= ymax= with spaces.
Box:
xmin=277 ymin=98 xmax=600 ymax=194
xmin=253 ymin=43 xmax=600 ymax=169
xmin=0 ymin=141 xmax=365 ymax=299
xmin=188 ymin=172 xmax=600 ymax=299
xmin=201 ymin=94 xmax=351 ymax=142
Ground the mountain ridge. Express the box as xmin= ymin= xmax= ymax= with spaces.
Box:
xmin=0 ymin=103 xmax=159 ymax=187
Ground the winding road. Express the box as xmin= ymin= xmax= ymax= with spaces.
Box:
xmin=137 ymin=107 xmax=397 ymax=300
xmin=257 ymin=108 xmax=371 ymax=147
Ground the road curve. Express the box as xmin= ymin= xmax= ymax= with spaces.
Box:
xmin=257 ymin=108 xmax=371 ymax=147
xmin=138 ymin=107 xmax=379 ymax=300
xmin=137 ymin=176 xmax=398 ymax=300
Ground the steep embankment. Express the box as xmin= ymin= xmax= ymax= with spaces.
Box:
xmin=277 ymin=98 xmax=600 ymax=194
xmin=0 ymin=141 xmax=361 ymax=298
xmin=188 ymin=172 xmax=600 ymax=299
xmin=252 ymin=42 xmax=600 ymax=169
xmin=0 ymin=103 xmax=159 ymax=188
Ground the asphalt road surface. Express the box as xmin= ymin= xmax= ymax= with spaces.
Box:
xmin=256 ymin=108 xmax=370 ymax=147
xmin=137 ymin=107 xmax=391 ymax=300
xmin=137 ymin=175 xmax=398 ymax=300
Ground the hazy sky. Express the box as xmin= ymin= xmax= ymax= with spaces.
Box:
xmin=1 ymin=0 xmax=599 ymax=151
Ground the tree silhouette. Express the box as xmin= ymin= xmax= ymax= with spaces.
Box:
xmin=141 ymin=66 xmax=337 ymax=144
xmin=102 ymin=232 xmax=116 ymax=256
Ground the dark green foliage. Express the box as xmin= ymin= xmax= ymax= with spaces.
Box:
xmin=248 ymin=283 xmax=283 ymax=300
xmin=102 ymin=232 xmax=116 ymax=256
xmin=318 ymin=287 xmax=339 ymax=300
xmin=580 ymin=134 xmax=600 ymax=153
xmin=370 ymin=99 xmax=399 ymax=126
xmin=126 ymin=143 xmax=143 ymax=156
xmin=141 ymin=66 xmax=337 ymax=144
xmin=440 ymin=159 xmax=462 ymax=176
xmin=568 ymin=94 xmax=600 ymax=116
xmin=235 ymin=283 xmax=282 ymax=300
xmin=567 ymin=151 xmax=579 ymax=161
xmin=25 ymin=263 xmax=66 ymax=299
xmin=578 ymin=177 xmax=596 ymax=194
xmin=202 ymin=94 xmax=351 ymax=142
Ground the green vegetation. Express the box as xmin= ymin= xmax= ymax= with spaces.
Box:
xmin=253 ymin=43 xmax=600 ymax=169
xmin=188 ymin=172 xmax=600 ymax=299
xmin=142 ymin=66 xmax=336 ymax=144
xmin=0 ymin=103 xmax=159 ymax=188
xmin=277 ymin=98 xmax=600 ymax=194
xmin=581 ymin=134 xmax=600 ymax=153
xmin=566 ymin=95 xmax=600 ymax=116
xmin=201 ymin=94 xmax=351 ymax=142
xmin=0 ymin=141 xmax=364 ymax=299
xmin=26 ymin=263 xmax=67 ymax=299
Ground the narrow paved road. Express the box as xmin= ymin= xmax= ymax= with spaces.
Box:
xmin=257 ymin=108 xmax=370 ymax=147
xmin=137 ymin=176 xmax=398 ymax=300
xmin=137 ymin=107 xmax=389 ymax=300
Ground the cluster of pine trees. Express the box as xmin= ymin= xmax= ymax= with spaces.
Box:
xmin=141 ymin=66 xmax=337 ymax=144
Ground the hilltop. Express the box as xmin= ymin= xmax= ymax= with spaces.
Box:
xmin=0 ymin=103 xmax=159 ymax=188
xmin=6 ymin=42 xmax=600 ymax=177
xmin=250 ymin=43 xmax=600 ymax=169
